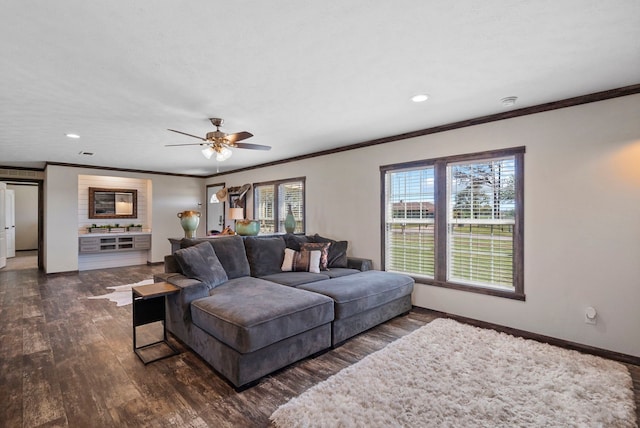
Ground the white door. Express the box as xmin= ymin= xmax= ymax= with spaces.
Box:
xmin=0 ymin=182 xmax=6 ymax=269
xmin=6 ymin=189 xmax=15 ymax=258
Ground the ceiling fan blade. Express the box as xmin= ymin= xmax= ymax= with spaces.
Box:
xmin=226 ymin=131 xmax=253 ymax=143
xmin=167 ymin=129 xmax=207 ymax=141
xmin=235 ymin=142 xmax=272 ymax=151
xmin=164 ymin=143 xmax=206 ymax=147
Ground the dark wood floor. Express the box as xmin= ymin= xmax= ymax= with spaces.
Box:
xmin=1 ymin=264 xmax=638 ymax=427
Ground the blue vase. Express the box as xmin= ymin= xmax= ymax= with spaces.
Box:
xmin=284 ymin=205 xmax=296 ymax=233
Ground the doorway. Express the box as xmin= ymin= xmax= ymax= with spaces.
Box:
xmin=0 ymin=179 xmax=43 ymax=271
xmin=206 ymin=183 xmax=226 ymax=235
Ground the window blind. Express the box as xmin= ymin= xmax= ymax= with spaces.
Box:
xmin=447 ymin=156 xmax=515 ymax=288
xmin=384 ymin=167 xmax=435 ymax=277
xmin=278 ymin=181 xmax=304 ymax=233
xmin=254 ymin=178 xmax=305 ymax=234
xmin=255 ymin=184 xmax=275 ymax=233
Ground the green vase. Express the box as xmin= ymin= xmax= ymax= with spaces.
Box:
xmin=177 ymin=210 xmax=201 ymax=238
xmin=284 ymin=205 xmax=296 ymax=233
xmin=235 ymin=220 xmax=260 ymax=236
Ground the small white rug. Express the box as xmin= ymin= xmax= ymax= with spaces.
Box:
xmin=86 ymin=279 xmax=154 ymax=307
xmin=271 ymin=318 xmax=636 ymax=427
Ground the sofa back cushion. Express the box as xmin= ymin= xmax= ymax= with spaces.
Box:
xmin=173 ymin=242 xmax=228 ymax=289
xmin=181 ymin=235 xmax=250 ymax=279
xmin=244 ymin=236 xmax=286 ymax=277
xmin=283 ymin=233 xmax=312 ymax=251
xmin=312 ymin=234 xmax=349 ymax=268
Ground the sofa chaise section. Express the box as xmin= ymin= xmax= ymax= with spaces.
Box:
xmin=187 ymin=277 xmax=333 ymax=387
xmin=297 ymin=270 xmax=414 ymax=345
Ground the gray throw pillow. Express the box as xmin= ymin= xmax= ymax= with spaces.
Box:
xmin=180 ymin=236 xmax=250 ymax=279
xmin=283 ymin=233 xmax=311 ymax=251
xmin=244 ymin=237 xmax=286 ymax=277
xmin=174 ymin=242 xmax=228 ymax=289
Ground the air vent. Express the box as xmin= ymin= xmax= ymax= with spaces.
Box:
xmin=500 ymin=96 xmax=518 ymax=107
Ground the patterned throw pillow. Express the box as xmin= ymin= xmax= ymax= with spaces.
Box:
xmin=312 ymin=234 xmax=348 ymax=268
xmin=281 ymin=248 xmax=321 ymax=273
xmin=301 ymin=242 xmax=331 ymax=270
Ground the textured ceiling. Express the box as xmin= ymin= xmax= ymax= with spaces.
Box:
xmin=1 ymin=1 xmax=639 ymax=176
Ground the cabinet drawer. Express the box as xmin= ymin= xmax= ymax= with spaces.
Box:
xmin=80 ymin=244 xmax=100 ymax=253
xmin=134 ymin=235 xmax=151 ymax=249
xmin=79 ymin=237 xmax=100 ymax=246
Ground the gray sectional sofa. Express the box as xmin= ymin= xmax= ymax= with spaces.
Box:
xmin=154 ymin=234 xmax=414 ymax=389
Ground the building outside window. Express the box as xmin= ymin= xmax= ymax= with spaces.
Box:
xmin=381 ymin=147 xmax=524 ymax=299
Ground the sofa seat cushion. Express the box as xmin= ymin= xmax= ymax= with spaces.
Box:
xmin=260 ymin=271 xmax=330 ymax=287
xmin=324 ymin=268 xmax=361 ymax=278
xmin=297 ymin=270 xmax=414 ymax=319
xmin=190 ymin=277 xmax=334 ymax=354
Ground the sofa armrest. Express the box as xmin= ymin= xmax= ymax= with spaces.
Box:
xmin=347 ymin=257 xmax=373 ymax=271
xmin=162 ymin=273 xmax=210 ymax=323
xmin=164 ymin=255 xmax=180 ymax=273
xmin=153 ymin=272 xmax=181 ymax=283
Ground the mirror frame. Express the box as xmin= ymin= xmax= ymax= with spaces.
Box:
xmin=206 ymin=182 xmax=226 ymax=234
xmin=88 ymin=187 xmax=138 ymax=219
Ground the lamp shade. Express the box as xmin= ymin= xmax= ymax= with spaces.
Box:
xmin=201 ymin=146 xmax=215 ymax=159
xmin=216 ymin=147 xmax=233 ymax=161
xmin=229 ymin=207 xmax=244 ymax=220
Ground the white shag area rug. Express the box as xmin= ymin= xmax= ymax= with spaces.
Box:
xmin=271 ymin=318 xmax=636 ymax=428
xmin=86 ymin=279 xmax=154 ymax=307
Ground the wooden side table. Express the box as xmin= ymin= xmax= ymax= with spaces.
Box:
xmin=132 ymin=282 xmax=180 ymax=364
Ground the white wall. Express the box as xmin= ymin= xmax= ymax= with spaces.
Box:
xmin=44 ymin=165 xmax=205 ymax=273
xmin=207 ymin=94 xmax=640 ymax=358
xmin=7 ymin=184 xmax=38 ymax=250
xmin=77 ymin=175 xmax=149 ymax=232
xmin=77 ymin=175 xmax=150 ymax=271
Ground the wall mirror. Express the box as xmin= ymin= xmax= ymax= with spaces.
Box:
xmin=206 ymin=183 xmax=226 ymax=234
xmin=89 ymin=187 xmax=138 ymax=219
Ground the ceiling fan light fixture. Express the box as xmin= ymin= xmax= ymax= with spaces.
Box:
xmin=201 ymin=146 xmax=215 ymax=159
xmin=216 ymin=147 xmax=232 ymax=162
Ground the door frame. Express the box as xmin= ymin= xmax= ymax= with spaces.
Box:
xmin=1 ymin=179 xmax=44 ymax=270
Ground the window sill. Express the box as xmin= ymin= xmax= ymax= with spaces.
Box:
xmin=415 ymin=278 xmax=526 ymax=301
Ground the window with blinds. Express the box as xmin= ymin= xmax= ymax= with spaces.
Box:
xmin=381 ymin=147 xmax=524 ymax=300
xmin=384 ymin=167 xmax=435 ymax=278
xmin=254 ymin=177 xmax=305 ymax=234
xmin=254 ymin=185 xmax=276 ymax=233
xmin=278 ymin=181 xmax=304 ymax=233
xmin=447 ymin=157 xmax=515 ymax=289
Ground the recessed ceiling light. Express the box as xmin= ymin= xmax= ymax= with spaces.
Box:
xmin=66 ymin=133 xmax=80 ymax=139
xmin=500 ymin=96 xmax=518 ymax=107
xmin=411 ymin=94 xmax=429 ymax=103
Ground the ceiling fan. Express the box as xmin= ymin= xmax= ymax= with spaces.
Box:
xmin=166 ymin=118 xmax=271 ymax=161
